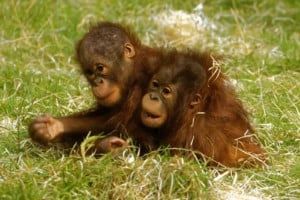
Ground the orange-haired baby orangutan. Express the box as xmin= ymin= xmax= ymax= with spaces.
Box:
xmin=140 ymin=50 xmax=267 ymax=167
xmin=29 ymin=22 xmax=162 ymax=154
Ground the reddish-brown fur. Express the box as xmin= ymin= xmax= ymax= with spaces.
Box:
xmin=29 ymin=22 xmax=267 ymax=167
xmin=140 ymin=51 xmax=267 ymax=167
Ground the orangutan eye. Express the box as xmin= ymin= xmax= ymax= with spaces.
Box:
xmin=152 ymin=80 xmax=159 ymax=88
xmin=96 ymin=64 xmax=104 ymax=72
xmin=162 ymin=87 xmax=171 ymax=95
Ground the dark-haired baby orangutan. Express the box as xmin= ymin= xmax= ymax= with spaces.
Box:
xmin=29 ymin=21 xmax=163 ymax=154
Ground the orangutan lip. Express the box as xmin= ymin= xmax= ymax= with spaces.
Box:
xmin=145 ymin=111 xmax=160 ymax=119
xmin=96 ymin=90 xmax=114 ymax=100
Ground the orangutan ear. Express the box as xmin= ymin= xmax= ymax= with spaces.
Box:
xmin=124 ymin=43 xmax=135 ymax=58
xmin=190 ymin=94 xmax=201 ymax=108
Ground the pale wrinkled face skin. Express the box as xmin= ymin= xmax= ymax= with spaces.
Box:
xmin=82 ymin=58 xmax=123 ymax=107
xmin=141 ymin=78 xmax=177 ymax=128
xmin=79 ymin=42 xmax=135 ymax=107
xmin=140 ymin=53 xmax=207 ymax=129
xmin=141 ymin=92 xmax=168 ymax=128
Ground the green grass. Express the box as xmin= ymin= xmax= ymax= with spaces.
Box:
xmin=0 ymin=0 xmax=299 ymax=199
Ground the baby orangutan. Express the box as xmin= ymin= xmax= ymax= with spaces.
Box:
xmin=29 ymin=21 xmax=162 ymax=154
xmin=140 ymin=50 xmax=267 ymax=167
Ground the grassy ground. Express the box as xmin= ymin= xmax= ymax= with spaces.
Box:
xmin=0 ymin=0 xmax=299 ymax=199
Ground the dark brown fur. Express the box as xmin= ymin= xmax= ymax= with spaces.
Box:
xmin=29 ymin=22 xmax=162 ymax=153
